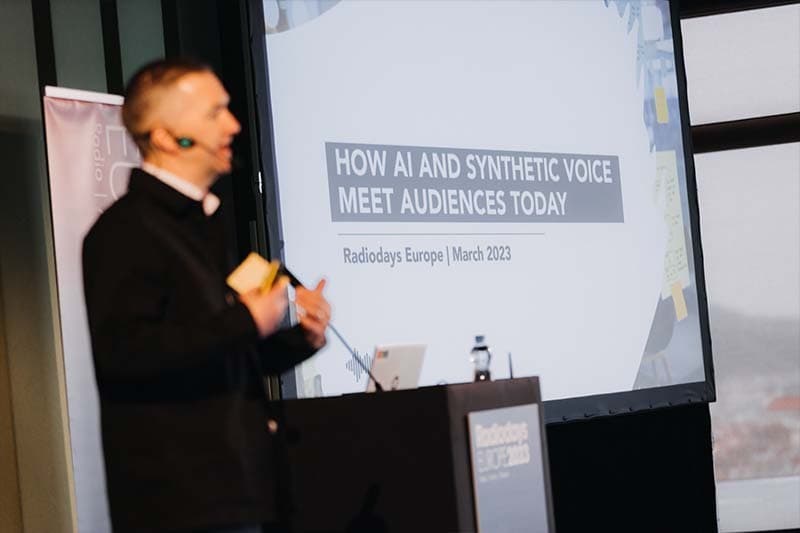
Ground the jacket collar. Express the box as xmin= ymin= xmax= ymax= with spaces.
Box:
xmin=127 ymin=167 xmax=211 ymax=217
xmin=141 ymin=163 xmax=220 ymax=216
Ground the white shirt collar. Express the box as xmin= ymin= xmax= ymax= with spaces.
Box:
xmin=141 ymin=162 xmax=220 ymax=216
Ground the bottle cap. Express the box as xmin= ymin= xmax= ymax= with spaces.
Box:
xmin=475 ymin=335 xmax=485 ymax=344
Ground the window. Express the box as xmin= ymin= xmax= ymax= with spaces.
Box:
xmin=696 ymin=144 xmax=800 ymax=531
xmin=682 ymin=4 xmax=800 ymax=125
xmin=682 ymin=3 xmax=800 ymax=530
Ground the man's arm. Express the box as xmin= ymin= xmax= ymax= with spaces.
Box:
xmin=252 ymin=280 xmax=331 ymax=375
xmin=255 ymin=326 xmax=319 ymax=375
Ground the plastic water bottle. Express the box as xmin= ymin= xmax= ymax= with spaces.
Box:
xmin=470 ymin=335 xmax=492 ymax=382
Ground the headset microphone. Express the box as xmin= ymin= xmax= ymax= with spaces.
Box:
xmin=174 ymin=135 xmax=225 ymax=159
xmin=176 ymin=136 xmax=195 ymax=148
xmin=175 ymin=135 xmax=241 ymax=171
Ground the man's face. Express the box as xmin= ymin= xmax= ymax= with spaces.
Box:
xmin=158 ymin=70 xmax=241 ymax=177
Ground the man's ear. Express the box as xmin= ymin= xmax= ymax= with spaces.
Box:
xmin=149 ymin=127 xmax=181 ymax=154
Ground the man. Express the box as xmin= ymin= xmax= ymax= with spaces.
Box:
xmin=82 ymin=58 xmax=330 ymax=533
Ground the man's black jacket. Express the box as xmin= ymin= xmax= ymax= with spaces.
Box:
xmin=82 ymin=168 xmax=316 ymax=532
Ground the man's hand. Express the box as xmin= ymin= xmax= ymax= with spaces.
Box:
xmin=240 ymin=277 xmax=290 ymax=338
xmin=295 ymin=279 xmax=330 ymax=349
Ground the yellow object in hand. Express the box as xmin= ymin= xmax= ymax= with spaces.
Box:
xmin=226 ymin=253 xmax=282 ymax=294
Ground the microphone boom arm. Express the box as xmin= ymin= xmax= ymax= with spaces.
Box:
xmin=281 ymin=265 xmax=384 ymax=392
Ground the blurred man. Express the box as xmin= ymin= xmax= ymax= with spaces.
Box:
xmin=82 ymin=58 xmax=330 ymax=533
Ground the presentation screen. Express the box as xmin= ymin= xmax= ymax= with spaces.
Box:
xmin=250 ymin=0 xmax=714 ymax=421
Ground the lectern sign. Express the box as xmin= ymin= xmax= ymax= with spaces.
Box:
xmin=467 ymin=403 xmax=552 ymax=533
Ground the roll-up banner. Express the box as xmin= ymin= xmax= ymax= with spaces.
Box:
xmin=43 ymin=86 xmax=140 ymax=533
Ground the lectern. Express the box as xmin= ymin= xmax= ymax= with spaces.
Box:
xmin=272 ymin=377 xmax=554 ymax=532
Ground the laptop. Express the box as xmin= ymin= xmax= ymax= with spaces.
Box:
xmin=366 ymin=344 xmax=426 ymax=392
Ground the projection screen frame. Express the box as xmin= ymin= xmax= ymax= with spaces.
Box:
xmin=244 ymin=0 xmax=716 ymax=423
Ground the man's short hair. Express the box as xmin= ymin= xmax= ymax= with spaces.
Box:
xmin=122 ymin=57 xmax=213 ymax=155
